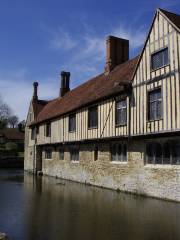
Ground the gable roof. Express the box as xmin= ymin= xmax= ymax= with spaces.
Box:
xmin=30 ymin=55 xmax=139 ymax=125
xmin=159 ymin=8 xmax=180 ymax=31
xmin=0 ymin=128 xmax=24 ymax=141
xmin=132 ymin=8 xmax=180 ymax=82
xmin=32 ymin=100 xmax=49 ymax=121
xmin=30 ymin=8 xmax=180 ymax=126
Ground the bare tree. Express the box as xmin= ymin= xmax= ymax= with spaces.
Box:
xmin=18 ymin=120 xmax=25 ymax=132
xmin=8 ymin=115 xmax=19 ymax=128
xmin=0 ymin=95 xmax=12 ymax=129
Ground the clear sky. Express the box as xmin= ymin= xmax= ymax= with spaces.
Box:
xmin=0 ymin=0 xmax=180 ymax=120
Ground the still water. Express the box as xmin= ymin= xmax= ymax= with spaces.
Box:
xmin=0 ymin=170 xmax=180 ymax=240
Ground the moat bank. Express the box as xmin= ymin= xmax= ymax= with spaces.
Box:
xmin=0 ymin=170 xmax=180 ymax=240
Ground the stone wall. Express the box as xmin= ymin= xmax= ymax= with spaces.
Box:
xmin=24 ymin=146 xmax=34 ymax=172
xmin=40 ymin=139 xmax=180 ymax=202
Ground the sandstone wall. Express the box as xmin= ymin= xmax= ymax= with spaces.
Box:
xmin=41 ymin=140 xmax=180 ymax=202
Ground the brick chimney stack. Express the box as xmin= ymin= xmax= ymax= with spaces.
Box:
xmin=33 ymin=82 xmax=38 ymax=101
xmin=60 ymin=71 xmax=70 ymax=97
xmin=104 ymin=36 xmax=129 ymax=74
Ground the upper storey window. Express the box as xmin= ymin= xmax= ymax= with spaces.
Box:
xmin=88 ymin=106 xmax=98 ymax=129
xmin=69 ymin=113 xmax=76 ymax=132
xmin=151 ymin=48 xmax=169 ymax=70
xmin=116 ymin=99 xmax=127 ymax=125
xmin=31 ymin=127 xmax=36 ymax=140
xmin=45 ymin=123 xmax=51 ymax=137
xmin=148 ymin=88 xmax=162 ymax=121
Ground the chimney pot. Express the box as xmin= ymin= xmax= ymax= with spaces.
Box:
xmin=60 ymin=71 xmax=70 ymax=97
xmin=33 ymin=82 xmax=38 ymax=101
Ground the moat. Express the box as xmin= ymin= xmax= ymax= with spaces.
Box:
xmin=0 ymin=170 xmax=180 ymax=240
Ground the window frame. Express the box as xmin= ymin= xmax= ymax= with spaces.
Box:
xmin=45 ymin=149 xmax=52 ymax=160
xmin=59 ymin=147 xmax=64 ymax=161
xmin=94 ymin=145 xmax=98 ymax=161
xmin=70 ymin=146 xmax=79 ymax=162
xmin=147 ymin=88 xmax=162 ymax=121
xmin=69 ymin=113 xmax=76 ymax=132
xmin=31 ymin=127 xmax=36 ymax=140
xmin=88 ymin=105 xmax=98 ymax=129
xmin=45 ymin=122 xmax=51 ymax=137
xmin=151 ymin=47 xmax=169 ymax=71
xmin=115 ymin=98 xmax=127 ymax=126
xmin=111 ymin=142 xmax=128 ymax=163
xmin=145 ymin=140 xmax=180 ymax=165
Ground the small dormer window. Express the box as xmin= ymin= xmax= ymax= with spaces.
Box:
xmin=151 ymin=47 xmax=169 ymax=70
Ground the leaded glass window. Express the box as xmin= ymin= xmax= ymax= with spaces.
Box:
xmin=116 ymin=99 xmax=127 ymax=125
xmin=59 ymin=148 xmax=64 ymax=160
xmin=45 ymin=149 xmax=52 ymax=159
xmin=69 ymin=113 xmax=76 ymax=132
xmin=148 ymin=89 xmax=162 ymax=120
xmin=146 ymin=141 xmax=180 ymax=165
xmin=70 ymin=146 xmax=79 ymax=161
xmin=88 ymin=106 xmax=98 ymax=128
xmin=151 ymin=48 xmax=169 ymax=70
xmin=111 ymin=143 xmax=127 ymax=162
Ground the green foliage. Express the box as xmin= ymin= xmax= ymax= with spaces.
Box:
xmin=0 ymin=119 xmax=8 ymax=129
xmin=5 ymin=142 xmax=18 ymax=151
xmin=0 ymin=144 xmax=5 ymax=150
xmin=18 ymin=152 xmax=24 ymax=157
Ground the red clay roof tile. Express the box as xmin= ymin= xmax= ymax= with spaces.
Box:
xmin=31 ymin=56 xmax=139 ymax=125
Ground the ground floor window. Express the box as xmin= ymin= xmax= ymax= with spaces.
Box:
xmin=59 ymin=148 xmax=64 ymax=160
xmin=111 ymin=143 xmax=127 ymax=162
xmin=45 ymin=149 xmax=52 ymax=159
xmin=146 ymin=140 xmax=180 ymax=165
xmin=70 ymin=146 xmax=79 ymax=161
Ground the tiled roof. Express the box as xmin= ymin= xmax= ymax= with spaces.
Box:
xmin=0 ymin=128 xmax=24 ymax=140
xmin=31 ymin=55 xmax=139 ymax=125
xmin=159 ymin=8 xmax=180 ymax=30
xmin=32 ymin=100 xmax=49 ymax=120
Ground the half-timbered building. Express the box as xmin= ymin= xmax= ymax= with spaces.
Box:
xmin=25 ymin=8 xmax=180 ymax=201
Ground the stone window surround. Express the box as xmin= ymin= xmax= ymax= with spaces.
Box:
xmin=144 ymin=138 xmax=180 ymax=167
xmin=110 ymin=142 xmax=128 ymax=163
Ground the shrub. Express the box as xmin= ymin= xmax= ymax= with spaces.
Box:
xmin=5 ymin=142 xmax=18 ymax=151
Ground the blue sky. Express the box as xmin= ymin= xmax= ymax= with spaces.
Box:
xmin=0 ymin=0 xmax=180 ymax=120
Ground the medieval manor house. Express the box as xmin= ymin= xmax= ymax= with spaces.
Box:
xmin=25 ymin=9 xmax=180 ymax=202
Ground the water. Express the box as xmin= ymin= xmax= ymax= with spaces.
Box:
xmin=0 ymin=170 xmax=180 ymax=240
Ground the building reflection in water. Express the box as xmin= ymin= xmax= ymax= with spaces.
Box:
xmin=23 ymin=173 xmax=180 ymax=240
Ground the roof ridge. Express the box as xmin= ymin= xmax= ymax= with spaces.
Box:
xmin=158 ymin=8 xmax=180 ymax=31
xmin=46 ymin=55 xmax=139 ymax=103
xmin=158 ymin=8 xmax=180 ymax=17
xmin=31 ymin=55 xmax=139 ymax=124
